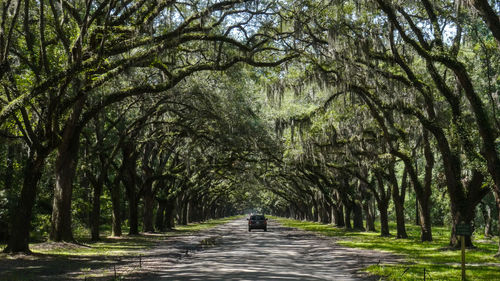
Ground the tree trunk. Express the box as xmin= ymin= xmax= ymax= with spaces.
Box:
xmin=90 ymin=179 xmax=103 ymax=241
xmin=165 ymin=200 xmax=175 ymax=230
xmin=312 ymin=200 xmax=319 ymax=222
xmin=110 ymin=175 xmax=122 ymax=237
xmin=363 ymin=199 xmax=376 ymax=232
xmin=330 ymin=205 xmax=337 ymax=225
xmin=449 ymin=171 xmax=485 ymax=248
xmin=493 ymin=189 xmax=500 ymax=257
xmin=344 ymin=203 xmax=352 ymax=229
xmin=393 ymin=191 xmax=407 ymax=238
xmin=335 ymin=204 xmax=345 ymax=227
xmin=156 ymin=200 xmax=167 ymax=232
xmin=128 ymin=195 xmax=139 ymax=235
xmin=121 ymin=142 xmax=140 ymax=235
xmin=415 ymin=197 xmax=420 ymax=225
xmin=480 ymin=201 xmax=492 ymax=238
xmin=450 ymin=213 xmax=474 ymax=248
xmin=373 ymin=174 xmax=390 ymax=237
xmin=181 ymin=200 xmax=189 ymax=225
xmin=353 ymin=200 xmax=365 ymax=231
xmin=50 ymin=97 xmax=84 ymax=242
xmin=449 ymin=196 xmax=478 ymax=248
xmin=391 ymin=167 xmax=408 ymax=238
xmin=420 ymin=130 xmax=433 ymax=241
xmin=320 ymin=202 xmax=329 ymax=224
xmin=3 ymin=149 xmax=47 ymax=253
xmin=50 ymin=131 xmax=80 ymax=242
xmin=378 ymin=201 xmax=390 ymax=237
xmin=1 ymin=144 xmax=15 ymax=241
xmin=142 ymin=179 xmax=155 ymax=233
xmin=418 ymin=196 xmax=433 ymax=242
xmin=188 ymin=199 xmax=197 ymax=223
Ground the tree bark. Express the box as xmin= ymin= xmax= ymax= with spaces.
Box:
xmin=344 ymin=203 xmax=352 ymax=229
xmin=391 ymin=166 xmax=408 ymax=239
xmin=320 ymin=202 xmax=330 ymax=224
xmin=378 ymin=200 xmax=390 ymax=237
xmin=4 ymin=149 xmax=47 ymax=253
xmin=121 ymin=141 xmax=140 ymax=235
xmin=181 ymin=200 xmax=189 ymax=225
xmin=142 ymin=178 xmax=155 ymax=233
xmin=352 ymin=200 xmax=365 ymax=231
xmin=50 ymin=98 xmax=85 ymax=242
xmin=335 ymin=203 xmax=345 ymax=227
xmin=418 ymin=197 xmax=433 ymax=242
xmin=330 ymin=205 xmax=336 ymax=225
xmin=110 ymin=175 xmax=122 ymax=237
xmin=165 ymin=199 xmax=176 ymax=230
xmin=155 ymin=200 xmax=167 ymax=232
xmin=50 ymin=135 xmax=79 ymax=242
xmin=449 ymin=171 xmax=485 ymax=248
xmin=90 ymin=179 xmax=103 ymax=241
xmin=480 ymin=201 xmax=492 ymax=238
xmin=128 ymin=195 xmax=139 ymax=235
xmin=493 ymin=190 xmax=500 ymax=257
xmin=373 ymin=174 xmax=390 ymax=236
xmin=312 ymin=198 xmax=319 ymax=222
xmin=1 ymin=144 xmax=15 ymax=241
xmin=415 ymin=197 xmax=420 ymax=226
xmin=363 ymin=198 xmax=376 ymax=232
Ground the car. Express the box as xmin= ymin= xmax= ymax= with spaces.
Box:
xmin=247 ymin=214 xmax=268 ymax=231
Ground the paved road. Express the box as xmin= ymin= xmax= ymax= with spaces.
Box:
xmin=0 ymin=218 xmax=398 ymax=280
xmin=144 ymin=218 xmax=396 ymax=280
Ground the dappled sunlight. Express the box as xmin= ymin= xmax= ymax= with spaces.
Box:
xmin=276 ymin=217 xmax=500 ymax=280
xmin=139 ymin=218 xmax=398 ymax=280
xmin=0 ymin=217 xmax=241 ymax=280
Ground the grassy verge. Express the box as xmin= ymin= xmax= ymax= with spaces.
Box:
xmin=272 ymin=216 xmax=500 ymax=281
xmin=0 ymin=215 xmax=243 ymax=257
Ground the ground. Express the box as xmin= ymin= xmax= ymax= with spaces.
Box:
xmin=0 ymin=218 xmax=400 ymax=280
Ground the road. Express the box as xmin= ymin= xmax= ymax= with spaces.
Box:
xmin=141 ymin=218 xmax=397 ymax=280
xmin=0 ymin=218 xmax=398 ymax=280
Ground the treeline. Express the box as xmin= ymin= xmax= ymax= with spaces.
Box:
xmin=258 ymin=0 xmax=500 ymax=256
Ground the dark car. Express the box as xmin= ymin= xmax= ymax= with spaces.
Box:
xmin=247 ymin=215 xmax=268 ymax=231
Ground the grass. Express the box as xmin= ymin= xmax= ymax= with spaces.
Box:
xmin=272 ymin=216 xmax=500 ymax=281
xmin=0 ymin=215 xmax=243 ymax=257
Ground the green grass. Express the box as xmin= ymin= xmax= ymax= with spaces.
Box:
xmin=0 ymin=216 xmax=242 ymax=256
xmin=272 ymin=216 xmax=500 ymax=281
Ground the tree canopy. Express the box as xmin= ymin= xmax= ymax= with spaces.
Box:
xmin=1 ymin=0 xmax=500 ymax=258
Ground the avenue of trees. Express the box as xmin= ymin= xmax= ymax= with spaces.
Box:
xmin=1 ymin=0 xmax=500 ymax=258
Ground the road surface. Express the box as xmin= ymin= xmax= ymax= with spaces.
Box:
xmin=141 ymin=218 xmax=397 ymax=280
xmin=0 ymin=218 xmax=398 ymax=280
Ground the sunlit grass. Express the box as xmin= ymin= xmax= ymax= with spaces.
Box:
xmin=272 ymin=216 xmax=500 ymax=281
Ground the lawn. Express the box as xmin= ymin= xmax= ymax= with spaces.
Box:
xmin=272 ymin=217 xmax=500 ymax=281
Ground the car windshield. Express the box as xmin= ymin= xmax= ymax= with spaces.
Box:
xmin=250 ymin=215 xmax=265 ymax=220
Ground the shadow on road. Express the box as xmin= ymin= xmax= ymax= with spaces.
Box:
xmin=0 ymin=218 xmax=400 ymax=280
xmin=139 ymin=218 xmax=399 ymax=281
